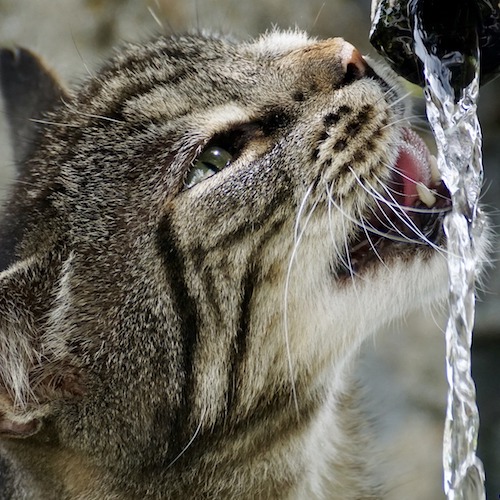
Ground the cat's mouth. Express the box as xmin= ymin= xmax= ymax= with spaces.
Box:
xmin=340 ymin=128 xmax=451 ymax=277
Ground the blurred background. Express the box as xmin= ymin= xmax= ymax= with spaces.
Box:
xmin=0 ymin=0 xmax=498 ymax=498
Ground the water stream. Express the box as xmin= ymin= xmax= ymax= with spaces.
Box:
xmin=412 ymin=10 xmax=486 ymax=500
xmin=370 ymin=1 xmax=487 ymax=498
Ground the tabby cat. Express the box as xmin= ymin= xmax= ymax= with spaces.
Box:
xmin=0 ymin=30 xmax=488 ymax=499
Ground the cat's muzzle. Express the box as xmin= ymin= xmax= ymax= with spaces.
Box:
xmin=339 ymin=127 xmax=451 ymax=277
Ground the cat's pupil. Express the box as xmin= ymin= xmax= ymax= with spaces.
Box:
xmin=185 ymin=146 xmax=233 ymax=188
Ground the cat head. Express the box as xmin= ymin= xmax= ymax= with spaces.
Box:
xmin=0 ymin=31 xmax=454 ymax=494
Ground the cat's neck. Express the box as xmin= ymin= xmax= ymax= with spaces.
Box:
xmin=2 ymin=371 xmax=379 ymax=499
xmin=164 ymin=376 xmax=380 ymax=500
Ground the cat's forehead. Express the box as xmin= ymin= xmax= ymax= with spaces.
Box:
xmin=246 ymin=30 xmax=315 ymax=57
xmin=103 ymin=31 xmax=369 ymax=127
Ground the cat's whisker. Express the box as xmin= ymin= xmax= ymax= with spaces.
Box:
xmin=310 ymin=3 xmax=326 ymax=31
xmin=359 ymin=166 xmax=449 ymax=213
xmin=373 ymin=85 xmax=408 ymax=115
xmin=403 ymin=114 xmax=431 ymax=128
xmin=479 ymin=179 xmax=494 ymax=200
xmin=79 ymin=112 xmax=124 ymax=124
xmin=386 ymin=90 xmax=413 ymax=111
xmin=374 ymin=198 xmax=423 ymax=244
xmin=405 ymin=113 xmax=427 ymax=122
xmin=404 ymin=124 xmax=433 ymax=137
xmin=380 ymin=114 xmax=425 ymax=130
xmin=149 ymin=0 xmax=176 ymax=34
xmin=325 ymin=182 xmax=360 ymax=278
xmin=346 ymin=168 xmax=449 ymax=256
xmin=194 ymin=0 xmax=201 ymax=34
xmin=358 ymin=206 xmax=390 ymax=271
xmin=366 ymin=196 xmax=415 ymax=243
xmin=166 ymin=406 xmax=206 ymax=469
xmin=371 ymin=180 xmax=438 ymax=245
xmin=70 ymin=31 xmax=94 ymax=78
xmin=346 ymin=167 xmax=439 ymax=246
xmin=324 ymin=183 xmax=368 ymax=288
xmin=325 ymin=193 xmax=346 ymax=271
xmin=60 ymin=98 xmax=126 ymax=124
xmin=382 ymin=160 xmax=449 ymax=201
xmin=147 ymin=6 xmax=164 ymax=29
xmin=284 ymin=183 xmax=318 ymax=419
xmin=294 ymin=183 xmax=315 ymax=243
xmin=338 ymin=197 xmax=361 ymax=290
xmin=326 ymin=202 xmax=351 ymax=273
xmin=5 ymin=179 xmax=38 ymax=189
xmin=429 ymin=302 xmax=448 ymax=334
xmin=29 ymin=118 xmax=79 ymax=128
xmin=327 ymin=192 xmax=427 ymax=245
xmin=372 ymin=177 xmax=451 ymax=256
xmin=378 ymin=83 xmax=401 ymax=102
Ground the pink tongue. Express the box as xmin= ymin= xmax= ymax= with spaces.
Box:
xmin=395 ymin=129 xmax=431 ymax=206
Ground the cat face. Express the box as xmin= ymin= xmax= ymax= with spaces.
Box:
xmin=0 ymin=31 xmax=469 ymax=497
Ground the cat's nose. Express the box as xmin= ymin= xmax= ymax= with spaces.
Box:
xmin=339 ymin=41 xmax=370 ymax=81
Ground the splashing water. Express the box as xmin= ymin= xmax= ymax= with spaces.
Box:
xmin=412 ymin=11 xmax=486 ymax=500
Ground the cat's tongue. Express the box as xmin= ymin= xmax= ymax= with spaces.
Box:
xmin=394 ymin=128 xmax=438 ymax=208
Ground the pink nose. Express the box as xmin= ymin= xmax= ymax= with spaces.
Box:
xmin=339 ymin=41 xmax=369 ymax=81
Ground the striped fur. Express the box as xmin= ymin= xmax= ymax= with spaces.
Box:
xmin=0 ymin=30 xmax=484 ymax=499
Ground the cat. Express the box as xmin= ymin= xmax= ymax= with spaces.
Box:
xmin=0 ymin=29 xmax=488 ymax=499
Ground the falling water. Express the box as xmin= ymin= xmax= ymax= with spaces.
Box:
xmin=370 ymin=1 xmax=487 ymax=498
xmin=413 ymin=43 xmax=486 ymax=500
xmin=412 ymin=7 xmax=486 ymax=499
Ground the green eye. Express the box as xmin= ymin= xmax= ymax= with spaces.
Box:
xmin=185 ymin=146 xmax=233 ymax=188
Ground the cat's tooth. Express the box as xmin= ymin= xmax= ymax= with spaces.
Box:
xmin=416 ymin=182 xmax=437 ymax=207
xmin=429 ymin=154 xmax=441 ymax=184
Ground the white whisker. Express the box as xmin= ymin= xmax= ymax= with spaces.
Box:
xmin=372 ymin=177 xmax=450 ymax=256
xmin=345 ymin=165 xmax=449 ymax=255
xmin=166 ymin=406 xmax=206 ymax=469
xmin=373 ymin=86 xmax=410 ymax=116
xmin=338 ymin=197 xmax=361 ymax=290
xmin=148 ymin=6 xmax=164 ymax=29
xmin=70 ymin=31 xmax=93 ymax=78
xmin=366 ymin=166 xmax=450 ymax=212
xmin=325 ymin=182 xmax=358 ymax=276
xmin=327 ymin=192 xmax=425 ymax=245
xmin=29 ymin=118 xmax=79 ymax=128
xmin=284 ymin=183 xmax=318 ymax=419
xmin=358 ymin=206 xmax=390 ymax=271
xmin=294 ymin=183 xmax=315 ymax=243
xmin=381 ymin=114 xmax=424 ymax=130
xmin=345 ymin=167 xmax=425 ymax=243
xmin=311 ymin=3 xmax=326 ymax=31
xmin=386 ymin=90 xmax=413 ymax=111
xmin=60 ymin=97 xmax=125 ymax=124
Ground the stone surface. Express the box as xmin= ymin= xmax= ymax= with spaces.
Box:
xmin=0 ymin=1 xmax=498 ymax=498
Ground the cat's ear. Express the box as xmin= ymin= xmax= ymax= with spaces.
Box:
xmin=0 ymin=48 xmax=69 ymax=272
xmin=0 ymin=47 xmax=69 ymax=166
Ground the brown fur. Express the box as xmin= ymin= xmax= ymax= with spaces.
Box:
xmin=0 ymin=31 xmax=474 ymax=498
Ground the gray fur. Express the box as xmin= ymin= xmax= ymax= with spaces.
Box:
xmin=0 ymin=31 xmax=483 ymax=499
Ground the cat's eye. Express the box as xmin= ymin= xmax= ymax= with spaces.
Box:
xmin=185 ymin=146 xmax=233 ymax=188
